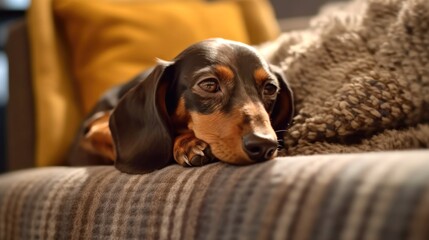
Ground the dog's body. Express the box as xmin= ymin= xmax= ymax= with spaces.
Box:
xmin=69 ymin=39 xmax=294 ymax=174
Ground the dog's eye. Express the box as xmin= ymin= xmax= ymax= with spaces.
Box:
xmin=198 ymin=78 xmax=220 ymax=93
xmin=263 ymin=83 xmax=278 ymax=96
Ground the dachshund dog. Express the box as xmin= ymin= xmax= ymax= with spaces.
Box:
xmin=69 ymin=38 xmax=294 ymax=174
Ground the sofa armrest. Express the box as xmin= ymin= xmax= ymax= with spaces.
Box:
xmin=1 ymin=151 xmax=429 ymax=239
xmin=5 ymin=19 xmax=35 ymax=171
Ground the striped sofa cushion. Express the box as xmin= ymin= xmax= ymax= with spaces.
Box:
xmin=1 ymin=150 xmax=429 ymax=239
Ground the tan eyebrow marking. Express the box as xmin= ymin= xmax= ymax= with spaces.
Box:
xmin=214 ymin=65 xmax=234 ymax=82
xmin=254 ymin=67 xmax=269 ymax=85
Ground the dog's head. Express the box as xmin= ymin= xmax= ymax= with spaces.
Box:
xmin=110 ymin=39 xmax=294 ymax=173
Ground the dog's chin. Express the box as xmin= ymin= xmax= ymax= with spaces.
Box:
xmin=203 ymin=141 xmax=248 ymax=165
xmin=220 ymin=157 xmax=253 ymax=166
xmin=199 ymin=134 xmax=280 ymax=165
xmin=214 ymin=151 xmax=278 ymax=165
xmin=212 ymin=145 xmax=278 ymax=166
xmin=208 ymin=141 xmax=278 ymax=165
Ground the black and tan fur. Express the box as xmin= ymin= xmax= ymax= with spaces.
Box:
xmin=70 ymin=39 xmax=294 ymax=174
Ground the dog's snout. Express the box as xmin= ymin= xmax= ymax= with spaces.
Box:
xmin=242 ymin=133 xmax=277 ymax=162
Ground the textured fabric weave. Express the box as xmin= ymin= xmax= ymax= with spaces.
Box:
xmin=260 ymin=0 xmax=429 ymax=155
xmin=1 ymin=150 xmax=429 ymax=239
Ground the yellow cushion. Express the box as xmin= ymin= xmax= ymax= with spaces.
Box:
xmin=54 ymin=0 xmax=250 ymax=114
xmin=27 ymin=0 xmax=83 ymax=167
xmin=234 ymin=0 xmax=280 ymax=44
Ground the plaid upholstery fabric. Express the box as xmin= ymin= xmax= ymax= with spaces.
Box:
xmin=1 ymin=150 xmax=429 ymax=240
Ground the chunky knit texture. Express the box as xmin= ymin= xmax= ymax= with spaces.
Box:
xmin=260 ymin=0 xmax=429 ymax=155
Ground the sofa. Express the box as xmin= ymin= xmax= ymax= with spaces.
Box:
xmin=3 ymin=0 xmax=429 ymax=239
xmin=2 ymin=150 xmax=429 ymax=239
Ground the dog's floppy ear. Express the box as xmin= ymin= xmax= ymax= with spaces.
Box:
xmin=269 ymin=64 xmax=294 ymax=131
xmin=109 ymin=61 xmax=175 ymax=174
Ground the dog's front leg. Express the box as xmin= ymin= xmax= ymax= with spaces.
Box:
xmin=173 ymin=132 xmax=216 ymax=167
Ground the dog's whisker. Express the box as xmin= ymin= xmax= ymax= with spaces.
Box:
xmin=275 ymin=130 xmax=288 ymax=133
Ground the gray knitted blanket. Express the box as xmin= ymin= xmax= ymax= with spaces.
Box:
xmin=260 ymin=0 xmax=429 ymax=155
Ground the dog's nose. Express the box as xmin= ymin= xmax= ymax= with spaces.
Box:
xmin=242 ymin=133 xmax=278 ymax=162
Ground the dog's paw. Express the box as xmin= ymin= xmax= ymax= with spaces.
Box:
xmin=173 ymin=133 xmax=216 ymax=167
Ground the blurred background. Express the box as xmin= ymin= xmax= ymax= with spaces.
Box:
xmin=0 ymin=0 xmax=345 ymax=172
xmin=0 ymin=0 xmax=30 ymax=173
